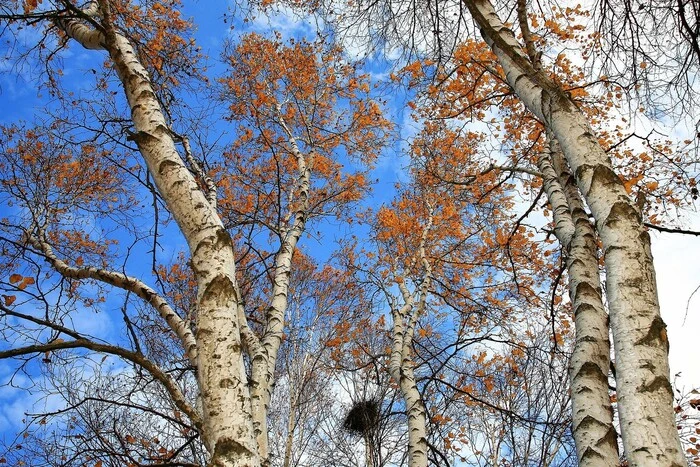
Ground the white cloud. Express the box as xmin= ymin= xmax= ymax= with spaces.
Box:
xmin=0 ymin=369 xmax=64 ymax=433
xmin=652 ymin=213 xmax=700 ymax=389
xmin=242 ymin=5 xmax=321 ymax=40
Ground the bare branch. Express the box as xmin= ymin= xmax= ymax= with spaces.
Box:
xmin=0 ymin=338 xmax=201 ymax=429
xmin=28 ymin=232 xmax=198 ymax=364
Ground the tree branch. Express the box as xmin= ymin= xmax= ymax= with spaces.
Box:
xmin=0 ymin=339 xmax=202 ymax=429
xmin=28 ymin=232 xmax=198 ymax=364
xmin=645 ymin=223 xmax=700 ymax=236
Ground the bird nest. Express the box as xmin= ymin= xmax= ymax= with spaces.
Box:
xmin=343 ymin=399 xmax=380 ymax=435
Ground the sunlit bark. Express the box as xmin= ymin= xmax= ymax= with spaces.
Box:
xmin=388 ymin=211 xmax=433 ymax=467
xmin=59 ymin=2 xmax=259 ymax=465
xmin=462 ymin=0 xmax=685 ymax=462
xmin=543 ymin=138 xmax=619 ymax=466
xmin=243 ymin=108 xmax=312 ymax=465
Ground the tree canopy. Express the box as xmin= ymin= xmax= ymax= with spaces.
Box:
xmin=0 ymin=0 xmax=699 ymax=466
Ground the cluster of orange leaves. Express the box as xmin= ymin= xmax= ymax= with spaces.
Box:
xmin=216 ymin=34 xmax=391 ymax=229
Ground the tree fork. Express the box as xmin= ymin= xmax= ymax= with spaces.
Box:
xmin=57 ymin=2 xmax=260 ymax=465
xmin=461 ymin=0 xmax=685 ymax=462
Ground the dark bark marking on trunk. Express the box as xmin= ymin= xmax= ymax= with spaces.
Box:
xmin=201 ymin=275 xmax=236 ymax=308
xmin=573 ymin=361 xmax=609 ymax=383
xmin=636 ymin=316 xmax=669 ymax=351
xmin=637 ymin=376 xmax=672 ymax=395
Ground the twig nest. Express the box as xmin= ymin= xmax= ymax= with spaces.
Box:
xmin=343 ymin=399 xmax=380 ymax=435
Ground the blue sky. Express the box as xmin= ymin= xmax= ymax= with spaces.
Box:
xmin=1 ymin=1 xmax=700 ymax=464
xmin=0 ymin=0 xmax=411 ymax=442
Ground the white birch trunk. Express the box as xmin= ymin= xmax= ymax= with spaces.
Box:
xmin=462 ymin=0 xmax=686 ymax=463
xmin=389 ymin=294 xmax=429 ymax=467
xmin=388 ymin=213 xmax=433 ymax=467
xmin=544 ymin=140 xmax=619 ymax=466
xmin=60 ymin=5 xmax=259 ymax=465
xmin=245 ymin=109 xmax=312 ymax=465
xmin=536 ymin=142 xmax=575 ymax=246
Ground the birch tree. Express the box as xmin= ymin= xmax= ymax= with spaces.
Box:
xmin=217 ymin=33 xmax=390 ymax=463
xmin=544 ymin=137 xmax=619 ymax=465
xmin=342 ymin=121 xmax=569 ymax=464
xmin=404 ymin=41 xmax=616 ymax=463
xmin=0 ymin=2 xmax=388 ymax=466
xmin=374 ymin=192 xmax=434 ymax=467
xmin=459 ymin=2 xmax=686 ymax=463
xmin=310 ymin=0 xmax=691 ymax=461
xmin=265 ymin=254 xmax=376 ymax=467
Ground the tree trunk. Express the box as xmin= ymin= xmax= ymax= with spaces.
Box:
xmin=462 ymin=0 xmax=685 ymax=463
xmin=60 ymin=4 xmax=259 ymax=465
xmin=244 ymin=111 xmax=313 ymax=465
xmin=542 ymin=139 xmax=619 ymax=466
xmin=400 ymin=366 xmax=429 ymax=467
xmin=249 ymin=357 xmax=272 ymax=465
xmin=389 ymin=218 xmax=432 ymax=467
xmin=389 ymin=337 xmax=429 ymax=467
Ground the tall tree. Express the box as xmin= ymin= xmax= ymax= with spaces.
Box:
xmin=0 ymin=2 xmax=389 ymax=466
xmin=460 ymin=1 xmax=685 ymax=462
xmin=408 ymin=34 xmax=619 ymax=464
xmin=218 ymin=32 xmax=390 ymax=462
xmin=313 ymin=0 xmax=690 ymax=461
xmin=345 ymin=118 xmax=572 ymax=465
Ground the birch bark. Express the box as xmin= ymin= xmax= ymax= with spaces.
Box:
xmin=59 ymin=3 xmax=259 ymax=466
xmin=240 ymin=108 xmax=312 ymax=465
xmin=388 ymin=212 xmax=433 ymax=467
xmin=462 ymin=0 xmax=685 ymax=463
xmin=541 ymin=139 xmax=619 ymax=466
xmin=390 ymin=283 xmax=430 ymax=467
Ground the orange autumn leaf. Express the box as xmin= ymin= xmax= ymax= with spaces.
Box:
xmin=17 ymin=277 xmax=35 ymax=291
xmin=622 ymin=174 xmax=644 ymax=194
xmin=23 ymin=0 xmax=40 ymax=14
